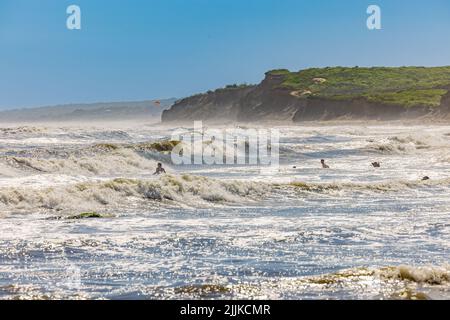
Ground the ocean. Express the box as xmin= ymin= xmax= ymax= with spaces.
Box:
xmin=0 ymin=123 xmax=449 ymax=300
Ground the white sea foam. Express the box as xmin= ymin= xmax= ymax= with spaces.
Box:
xmin=1 ymin=123 xmax=450 ymax=300
xmin=378 ymin=265 xmax=450 ymax=285
xmin=0 ymin=146 xmax=157 ymax=176
xmin=287 ymin=178 xmax=450 ymax=193
xmin=0 ymin=126 xmax=46 ymax=136
xmin=155 ymin=264 xmax=450 ymax=300
xmin=367 ymin=133 xmax=450 ymax=154
xmin=0 ymin=174 xmax=267 ymax=213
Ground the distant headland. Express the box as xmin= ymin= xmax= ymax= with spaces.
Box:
xmin=162 ymin=66 xmax=450 ymax=123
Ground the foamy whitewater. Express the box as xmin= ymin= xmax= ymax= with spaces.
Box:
xmin=1 ymin=123 xmax=449 ymax=300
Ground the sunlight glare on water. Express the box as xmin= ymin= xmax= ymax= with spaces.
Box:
xmin=0 ymin=124 xmax=449 ymax=299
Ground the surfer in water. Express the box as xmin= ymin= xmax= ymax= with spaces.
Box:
xmin=371 ymin=162 xmax=381 ymax=168
xmin=321 ymin=159 xmax=330 ymax=169
xmin=154 ymin=163 xmax=166 ymax=175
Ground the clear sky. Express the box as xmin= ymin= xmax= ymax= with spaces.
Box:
xmin=0 ymin=0 xmax=449 ymax=110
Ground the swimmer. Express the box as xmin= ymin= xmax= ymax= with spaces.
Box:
xmin=153 ymin=163 xmax=166 ymax=175
xmin=321 ymin=159 xmax=330 ymax=169
xmin=371 ymin=162 xmax=381 ymax=168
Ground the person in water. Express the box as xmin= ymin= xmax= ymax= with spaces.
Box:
xmin=371 ymin=162 xmax=381 ymax=168
xmin=321 ymin=159 xmax=330 ymax=169
xmin=154 ymin=163 xmax=166 ymax=175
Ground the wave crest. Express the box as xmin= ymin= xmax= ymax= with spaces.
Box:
xmin=0 ymin=147 xmax=156 ymax=176
xmin=378 ymin=265 xmax=450 ymax=285
xmin=288 ymin=178 xmax=450 ymax=193
xmin=368 ymin=135 xmax=436 ymax=154
xmin=0 ymin=174 xmax=267 ymax=213
xmin=0 ymin=126 xmax=46 ymax=136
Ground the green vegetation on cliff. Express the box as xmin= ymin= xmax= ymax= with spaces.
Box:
xmin=269 ymin=66 xmax=450 ymax=107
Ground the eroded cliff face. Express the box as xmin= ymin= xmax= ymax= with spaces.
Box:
xmin=291 ymin=98 xmax=432 ymax=121
xmin=235 ymin=73 xmax=302 ymax=122
xmin=161 ymin=72 xmax=303 ymax=123
xmin=162 ymin=72 xmax=450 ymax=124
xmin=434 ymin=88 xmax=450 ymax=119
xmin=161 ymin=86 xmax=255 ymax=123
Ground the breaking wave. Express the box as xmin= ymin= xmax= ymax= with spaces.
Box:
xmin=65 ymin=129 xmax=132 ymax=141
xmin=287 ymin=178 xmax=450 ymax=193
xmin=0 ymin=174 xmax=267 ymax=213
xmin=300 ymin=265 xmax=450 ymax=286
xmin=378 ymin=265 xmax=450 ymax=285
xmin=2 ymin=173 xmax=447 ymax=214
xmin=292 ymin=265 xmax=450 ymax=300
xmin=157 ymin=264 xmax=450 ymax=300
xmin=0 ymin=144 xmax=159 ymax=176
xmin=367 ymin=135 xmax=443 ymax=154
xmin=0 ymin=138 xmax=184 ymax=177
xmin=0 ymin=126 xmax=46 ymax=136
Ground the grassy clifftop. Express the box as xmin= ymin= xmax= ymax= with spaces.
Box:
xmin=268 ymin=66 xmax=450 ymax=108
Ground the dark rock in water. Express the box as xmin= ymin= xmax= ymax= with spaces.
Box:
xmin=45 ymin=212 xmax=113 ymax=220
xmin=67 ymin=212 xmax=106 ymax=220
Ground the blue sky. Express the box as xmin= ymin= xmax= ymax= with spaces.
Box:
xmin=0 ymin=0 xmax=449 ymax=110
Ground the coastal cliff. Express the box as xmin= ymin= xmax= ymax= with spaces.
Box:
xmin=162 ymin=67 xmax=450 ymax=123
